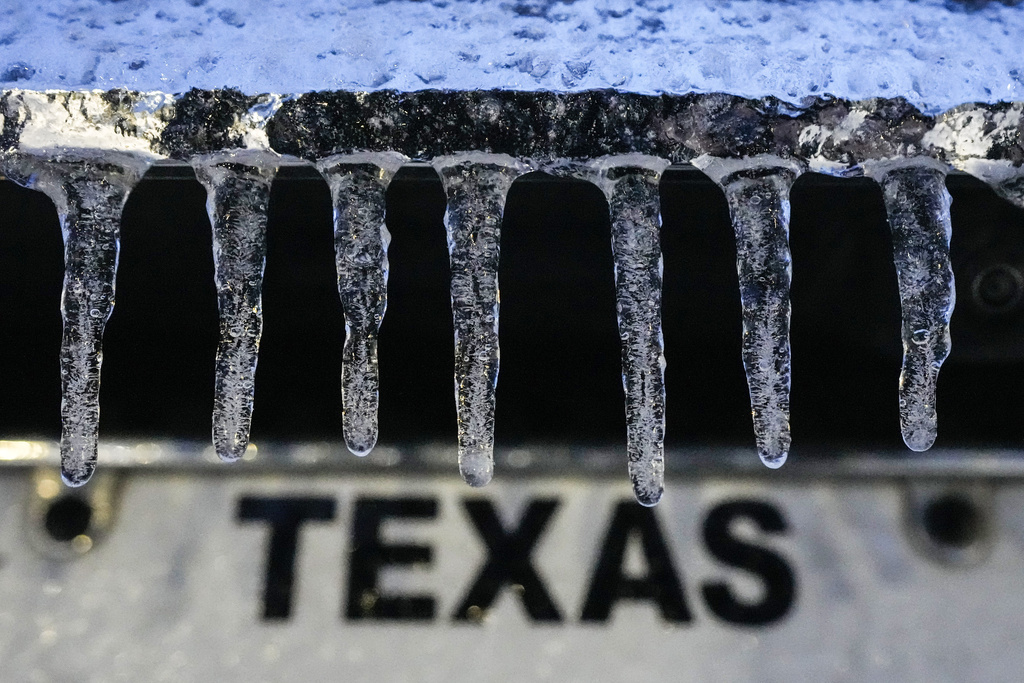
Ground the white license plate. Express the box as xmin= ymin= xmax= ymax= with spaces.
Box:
xmin=1 ymin=463 xmax=1022 ymax=682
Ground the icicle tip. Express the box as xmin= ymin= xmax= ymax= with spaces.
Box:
xmin=629 ymin=461 xmax=664 ymax=507
xmin=60 ymin=460 xmax=95 ymax=488
xmin=459 ymin=448 xmax=494 ymax=488
xmin=213 ymin=435 xmax=250 ymax=463
xmin=759 ymin=450 xmax=788 ymax=470
xmin=632 ymin=484 xmax=663 ymax=508
xmin=344 ymin=434 xmax=377 ymax=458
xmin=902 ymin=424 xmax=937 ymax=452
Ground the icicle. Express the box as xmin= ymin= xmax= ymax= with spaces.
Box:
xmin=316 ymin=152 xmax=407 ymax=457
xmin=193 ymin=157 xmax=278 ymax=462
xmin=21 ymin=157 xmax=150 ymax=486
xmin=432 ymin=154 xmax=530 ymax=487
xmin=696 ymin=155 xmax=803 ymax=469
xmin=865 ymin=158 xmax=955 ymax=452
xmin=587 ymin=155 xmax=671 ymax=506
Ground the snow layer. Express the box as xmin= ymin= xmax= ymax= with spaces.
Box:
xmin=0 ymin=0 xmax=1021 ymax=114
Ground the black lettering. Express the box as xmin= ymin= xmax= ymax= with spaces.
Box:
xmin=580 ymin=501 xmax=691 ymax=623
xmin=453 ymin=499 xmax=562 ymax=622
xmin=237 ymin=496 xmax=336 ymax=620
xmin=701 ymin=500 xmax=796 ymax=626
xmin=346 ymin=497 xmax=437 ymax=621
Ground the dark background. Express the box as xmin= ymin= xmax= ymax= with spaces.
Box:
xmin=1 ymin=167 xmax=1022 ymax=454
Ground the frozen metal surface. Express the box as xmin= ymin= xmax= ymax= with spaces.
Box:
xmin=1 ymin=0 xmax=1022 ymax=112
xmin=0 ymin=469 xmax=1021 ymax=681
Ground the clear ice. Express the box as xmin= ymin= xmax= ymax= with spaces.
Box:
xmin=866 ymin=159 xmax=955 ymax=452
xmin=698 ymin=157 xmax=802 ymax=469
xmin=21 ymin=158 xmax=149 ymax=486
xmin=316 ymin=153 xmax=407 ymax=457
xmin=433 ymin=155 xmax=529 ymax=487
xmin=193 ymin=158 xmax=277 ymax=462
xmin=588 ymin=156 xmax=670 ymax=506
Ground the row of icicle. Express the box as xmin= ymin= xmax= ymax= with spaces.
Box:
xmin=17 ymin=150 xmax=955 ymax=506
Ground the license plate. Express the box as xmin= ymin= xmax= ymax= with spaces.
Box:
xmin=1 ymin=448 xmax=1022 ymax=681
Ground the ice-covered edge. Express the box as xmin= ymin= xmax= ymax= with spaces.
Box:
xmin=2 ymin=87 xmax=1022 ymax=202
